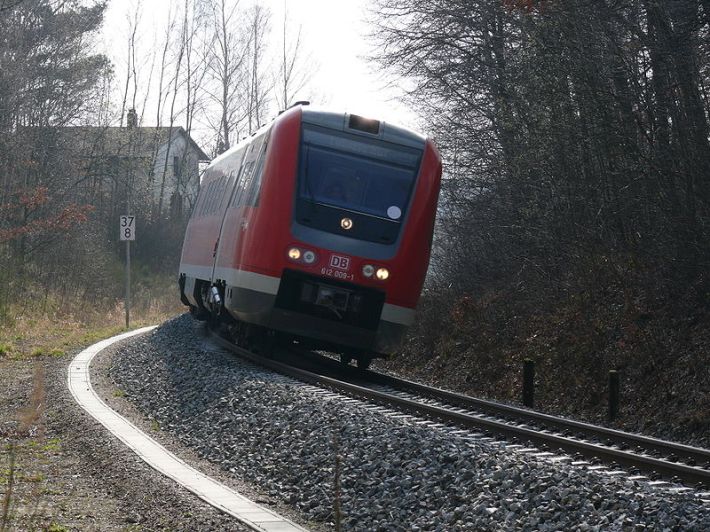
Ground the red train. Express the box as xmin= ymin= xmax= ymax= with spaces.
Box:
xmin=178 ymin=105 xmax=441 ymax=368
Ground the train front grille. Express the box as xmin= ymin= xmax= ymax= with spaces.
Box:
xmin=275 ymin=269 xmax=385 ymax=330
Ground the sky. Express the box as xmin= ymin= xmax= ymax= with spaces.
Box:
xmin=100 ymin=0 xmax=419 ymax=147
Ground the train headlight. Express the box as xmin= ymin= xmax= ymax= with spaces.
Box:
xmin=288 ymin=247 xmax=301 ymax=260
xmin=362 ymin=264 xmax=375 ymax=278
xmin=341 ymin=217 xmax=353 ymax=230
xmin=303 ymin=250 xmax=317 ymax=264
xmin=376 ymin=267 xmax=390 ymax=281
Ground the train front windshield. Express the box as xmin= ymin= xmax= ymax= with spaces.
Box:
xmin=296 ymin=125 xmax=422 ymax=243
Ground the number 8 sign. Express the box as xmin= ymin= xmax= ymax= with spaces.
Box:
xmin=120 ymin=215 xmax=136 ymax=241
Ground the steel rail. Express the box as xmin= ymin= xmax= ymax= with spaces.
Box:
xmin=208 ymin=329 xmax=710 ymax=487
xmin=294 ymin=349 xmax=710 ymax=470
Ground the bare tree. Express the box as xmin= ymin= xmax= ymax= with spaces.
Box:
xmin=274 ymin=1 xmax=313 ymax=110
xmin=119 ymin=3 xmax=142 ymax=127
xmin=169 ymin=0 xmax=212 ymax=221
xmin=371 ymin=0 xmax=710 ymax=299
xmin=182 ymin=0 xmax=211 ymax=135
xmin=202 ymin=0 xmax=250 ymax=152
xmin=156 ymin=0 xmax=190 ymax=220
xmin=245 ymin=3 xmax=272 ymax=133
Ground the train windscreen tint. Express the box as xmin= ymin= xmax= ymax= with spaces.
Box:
xmin=297 ymin=126 xmax=422 ymax=240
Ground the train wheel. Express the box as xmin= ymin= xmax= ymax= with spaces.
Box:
xmin=241 ymin=325 xmax=275 ymax=358
xmin=189 ymin=304 xmax=209 ymax=321
xmin=356 ymin=356 xmax=372 ymax=370
xmin=227 ymin=320 xmax=250 ymax=348
xmin=258 ymin=330 xmax=277 ymax=358
xmin=340 ymin=354 xmax=353 ymax=366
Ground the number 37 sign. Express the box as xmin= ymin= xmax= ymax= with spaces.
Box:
xmin=120 ymin=215 xmax=136 ymax=241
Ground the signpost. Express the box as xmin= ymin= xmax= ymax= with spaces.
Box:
xmin=120 ymin=215 xmax=135 ymax=328
xmin=120 ymin=215 xmax=136 ymax=241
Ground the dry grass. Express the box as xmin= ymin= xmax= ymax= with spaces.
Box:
xmin=0 ymin=272 xmax=183 ymax=530
xmin=0 ymin=449 xmax=15 ymax=531
xmin=0 ymin=280 xmax=182 ymax=530
xmin=388 ymin=279 xmax=710 ymax=447
xmin=0 ymin=279 xmax=183 ymax=361
xmin=2 ymin=364 xmax=47 ymax=532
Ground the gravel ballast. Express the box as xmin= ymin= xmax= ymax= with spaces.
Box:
xmin=108 ymin=314 xmax=710 ymax=531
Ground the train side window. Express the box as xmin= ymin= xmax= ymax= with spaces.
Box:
xmin=219 ymin=176 xmax=228 ymax=211
xmin=228 ymin=162 xmax=247 ymax=208
xmin=205 ymin=178 xmax=221 ymax=215
xmin=224 ymin=146 xmax=249 ymax=209
xmin=225 ymin=167 xmax=240 ymax=208
xmin=213 ymin=176 xmax=227 ymax=214
xmin=198 ymin=182 xmax=213 ymax=217
xmin=217 ymin=176 xmax=227 ymax=212
xmin=229 ymin=136 xmax=261 ymax=208
xmin=203 ymin=182 xmax=215 ymax=215
xmin=193 ymin=186 xmax=205 ymax=217
xmin=233 ymin=161 xmax=255 ymax=207
xmin=235 ymin=133 xmax=266 ymax=207
xmin=246 ymin=141 xmax=268 ymax=206
xmin=194 ymin=172 xmax=216 ymax=218
xmin=209 ymin=181 xmax=219 ymax=214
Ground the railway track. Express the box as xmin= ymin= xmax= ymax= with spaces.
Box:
xmin=207 ymin=326 xmax=710 ymax=492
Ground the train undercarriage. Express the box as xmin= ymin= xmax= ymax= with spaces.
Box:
xmin=182 ymin=275 xmax=377 ymax=369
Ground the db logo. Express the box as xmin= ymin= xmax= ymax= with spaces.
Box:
xmin=329 ymin=254 xmax=350 ymax=270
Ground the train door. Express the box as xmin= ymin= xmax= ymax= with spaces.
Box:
xmin=210 ymin=146 xmax=248 ymax=284
xmin=229 ymin=132 xmax=269 ymax=267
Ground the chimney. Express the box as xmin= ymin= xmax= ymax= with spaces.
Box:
xmin=126 ymin=108 xmax=137 ymax=128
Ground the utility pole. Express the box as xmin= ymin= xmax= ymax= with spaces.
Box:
xmin=121 ymin=110 xmax=137 ymax=328
xmin=126 ymin=188 xmax=131 ymax=329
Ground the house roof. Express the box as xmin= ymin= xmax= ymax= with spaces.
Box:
xmin=58 ymin=126 xmax=211 ymax=162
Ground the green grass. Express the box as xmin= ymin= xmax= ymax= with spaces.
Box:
xmin=41 ymin=439 xmax=61 ymax=453
xmin=29 ymin=347 xmax=64 ymax=358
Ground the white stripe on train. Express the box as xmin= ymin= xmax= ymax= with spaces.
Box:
xmin=180 ymin=263 xmax=415 ymax=326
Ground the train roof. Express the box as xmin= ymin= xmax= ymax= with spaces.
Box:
xmin=301 ymin=108 xmax=426 ymax=150
xmin=207 ymin=122 xmax=273 ymax=169
xmin=207 ymin=105 xmax=427 ymax=170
